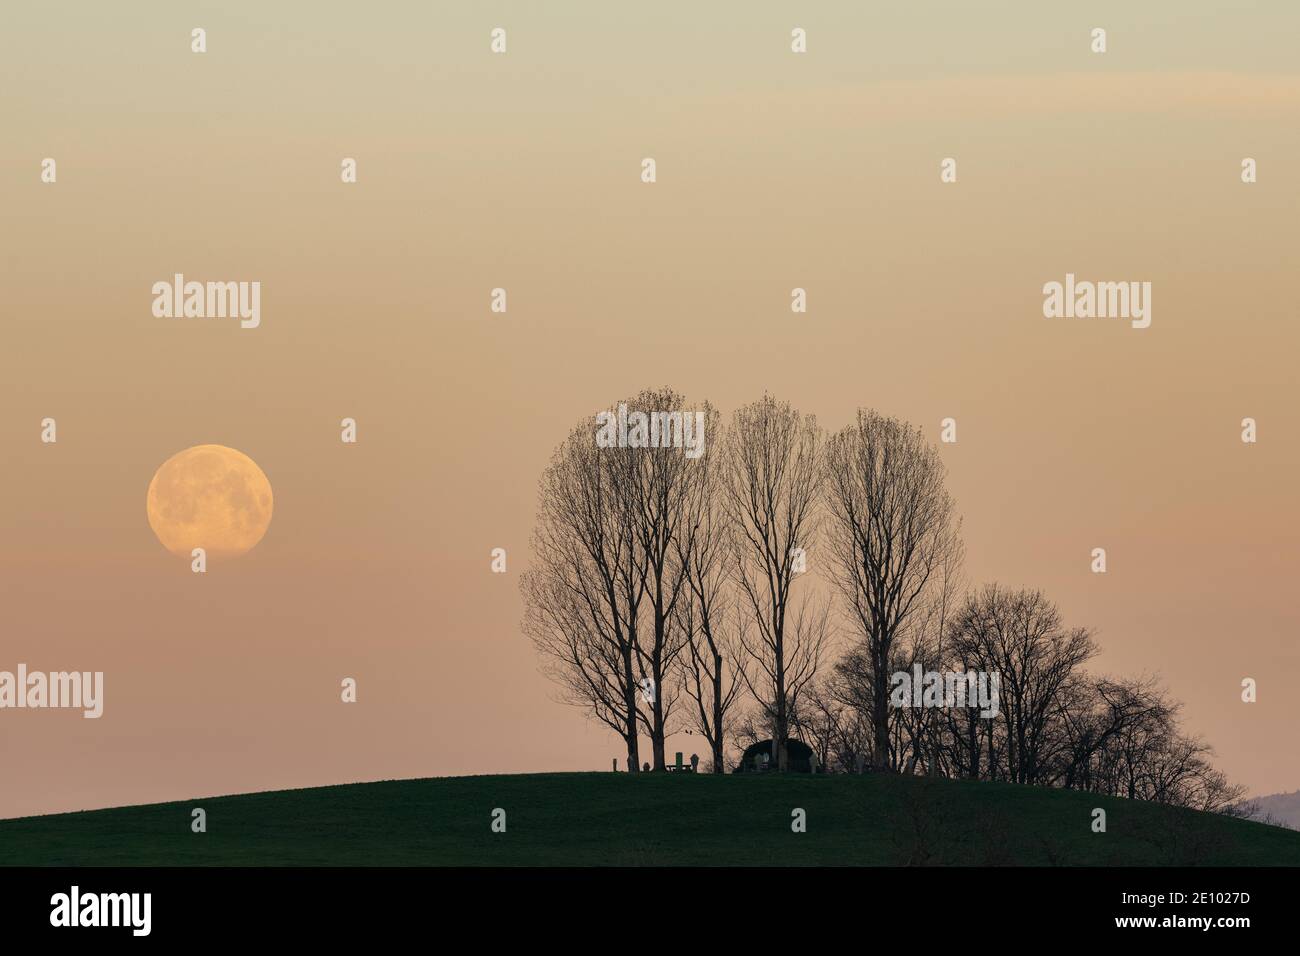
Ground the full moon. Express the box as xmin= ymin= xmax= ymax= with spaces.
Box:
xmin=146 ymin=445 xmax=273 ymax=560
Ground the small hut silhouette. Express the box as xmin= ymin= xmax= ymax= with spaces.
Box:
xmin=736 ymin=739 xmax=816 ymax=773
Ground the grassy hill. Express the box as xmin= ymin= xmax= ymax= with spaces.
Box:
xmin=2 ymin=771 xmax=1298 ymax=866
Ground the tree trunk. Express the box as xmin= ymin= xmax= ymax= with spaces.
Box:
xmin=772 ymin=703 xmax=790 ymax=772
xmin=625 ymin=727 xmax=640 ymax=773
xmin=623 ymin=644 xmax=640 ymax=773
xmin=649 ymin=607 xmax=667 ymax=771
xmin=967 ymin=712 xmax=980 ymax=779
xmin=651 ymin=710 xmax=666 ymax=771
xmin=872 ymin=656 xmax=891 ymax=770
xmin=711 ymin=652 xmax=725 ymax=773
xmin=775 ymin=638 xmax=789 ymax=772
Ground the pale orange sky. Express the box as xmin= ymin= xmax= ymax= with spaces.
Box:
xmin=2 ymin=2 xmax=1298 ymax=818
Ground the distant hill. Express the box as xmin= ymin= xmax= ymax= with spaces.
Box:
xmin=2 ymin=772 xmax=1299 ymax=866
xmin=1245 ymin=790 xmax=1300 ymax=831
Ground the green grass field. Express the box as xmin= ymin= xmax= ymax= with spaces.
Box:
xmin=2 ymin=772 xmax=1296 ymax=866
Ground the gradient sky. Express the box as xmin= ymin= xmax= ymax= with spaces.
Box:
xmin=2 ymin=1 xmax=1298 ymax=818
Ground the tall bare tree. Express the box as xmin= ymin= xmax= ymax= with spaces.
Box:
xmin=823 ymin=411 xmax=962 ymax=770
xmin=623 ymin=388 xmax=704 ymax=769
xmin=674 ymin=408 xmax=745 ymax=772
xmin=723 ymin=395 xmax=827 ymax=771
xmin=522 ymin=421 xmax=648 ymax=771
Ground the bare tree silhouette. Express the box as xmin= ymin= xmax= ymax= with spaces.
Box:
xmin=823 ymin=411 xmax=961 ymax=770
xmin=674 ymin=408 xmax=746 ymax=772
xmin=622 ymin=388 xmax=701 ymax=770
xmin=722 ymin=395 xmax=827 ymax=772
xmin=522 ymin=419 xmax=648 ymax=771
